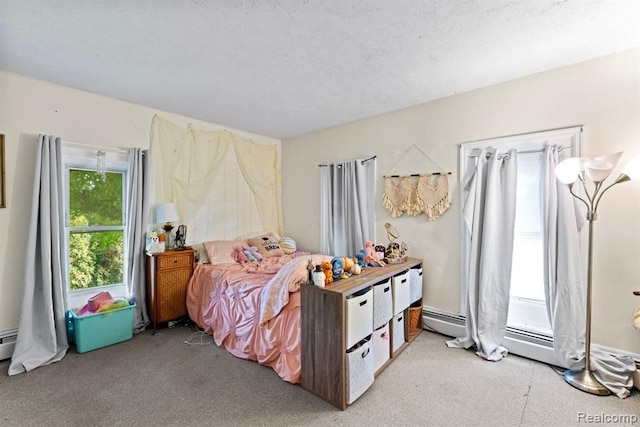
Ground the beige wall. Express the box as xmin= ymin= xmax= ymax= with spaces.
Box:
xmin=282 ymin=48 xmax=640 ymax=354
xmin=0 ymin=71 xmax=280 ymax=332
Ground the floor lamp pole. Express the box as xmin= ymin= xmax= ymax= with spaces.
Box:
xmin=563 ymin=208 xmax=610 ymax=395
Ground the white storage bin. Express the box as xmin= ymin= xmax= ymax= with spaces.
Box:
xmin=373 ymin=278 xmax=393 ymax=330
xmin=392 ymin=312 xmax=406 ymax=353
xmin=346 ymin=287 xmax=374 ymax=350
xmin=372 ymin=323 xmax=390 ymax=373
xmin=392 ymin=271 xmax=411 ymax=315
xmin=409 ymin=266 xmax=423 ymax=303
xmin=346 ymin=336 xmax=374 ymax=404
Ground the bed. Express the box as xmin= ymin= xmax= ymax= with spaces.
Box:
xmin=186 ymin=237 xmax=332 ymax=384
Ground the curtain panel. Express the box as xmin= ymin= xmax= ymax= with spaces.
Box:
xmin=447 ymin=148 xmax=518 ymax=361
xmin=319 ymin=158 xmax=376 ymax=257
xmin=9 ymin=135 xmax=69 ymax=375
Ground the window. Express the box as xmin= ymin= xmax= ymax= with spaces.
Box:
xmin=63 ymin=146 xmax=129 ymax=309
xmin=459 ymin=127 xmax=581 ymax=340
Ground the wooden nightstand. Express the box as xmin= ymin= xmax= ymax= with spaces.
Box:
xmin=145 ymin=248 xmax=196 ymax=332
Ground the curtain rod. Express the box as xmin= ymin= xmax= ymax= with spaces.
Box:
xmin=318 ymin=155 xmax=377 ymax=167
xmin=383 ymin=172 xmax=452 ymax=178
xmin=466 ymin=145 xmax=569 ymax=158
xmin=63 ymin=141 xmax=129 ymax=155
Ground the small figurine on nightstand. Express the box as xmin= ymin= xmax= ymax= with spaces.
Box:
xmin=306 ymin=259 xmax=314 ymax=284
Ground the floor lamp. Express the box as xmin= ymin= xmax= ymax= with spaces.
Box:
xmin=554 ymin=152 xmax=640 ymax=395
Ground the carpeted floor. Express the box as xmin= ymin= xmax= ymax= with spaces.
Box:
xmin=1 ymin=326 xmax=638 ymax=427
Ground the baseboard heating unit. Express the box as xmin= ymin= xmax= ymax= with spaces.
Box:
xmin=0 ymin=329 xmax=18 ymax=361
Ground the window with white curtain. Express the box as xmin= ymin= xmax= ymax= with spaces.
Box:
xmin=459 ymin=127 xmax=582 ymax=340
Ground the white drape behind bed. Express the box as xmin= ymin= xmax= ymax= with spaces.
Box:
xmin=149 ymin=115 xmax=283 ymax=241
xmin=447 ymin=148 xmax=518 ymax=361
xmin=542 ymin=145 xmax=636 ymax=398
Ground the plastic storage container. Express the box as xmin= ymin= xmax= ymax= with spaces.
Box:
xmin=372 ymin=322 xmax=390 ymax=373
xmin=346 ymin=287 xmax=373 ymax=350
xmin=409 ymin=266 xmax=423 ymax=303
xmin=372 ymin=278 xmax=393 ymax=330
xmin=392 ymin=312 xmax=406 ymax=353
xmin=67 ymin=303 xmax=135 ymax=353
xmin=346 ymin=336 xmax=374 ymax=404
xmin=392 ymin=271 xmax=411 ymax=315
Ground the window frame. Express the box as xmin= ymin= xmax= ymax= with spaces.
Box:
xmin=62 ymin=151 xmax=129 ymax=309
xmin=458 ymin=126 xmax=582 ymax=315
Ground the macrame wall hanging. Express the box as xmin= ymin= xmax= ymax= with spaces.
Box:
xmin=382 ymin=144 xmax=452 ymax=220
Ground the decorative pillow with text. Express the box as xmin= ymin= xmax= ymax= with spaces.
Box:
xmin=247 ymin=234 xmax=284 ymax=258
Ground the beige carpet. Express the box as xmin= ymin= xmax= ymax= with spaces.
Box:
xmin=1 ymin=326 xmax=638 ymax=426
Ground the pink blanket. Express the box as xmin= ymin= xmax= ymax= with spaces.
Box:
xmin=186 ymin=252 xmax=330 ymax=384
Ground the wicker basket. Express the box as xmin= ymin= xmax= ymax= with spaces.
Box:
xmin=408 ymin=301 xmax=422 ymax=336
xmin=384 ymin=255 xmax=408 ymax=265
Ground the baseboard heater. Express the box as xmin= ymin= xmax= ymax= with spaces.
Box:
xmin=421 ymin=306 xmax=640 ymax=369
xmin=0 ymin=329 xmax=18 ymax=361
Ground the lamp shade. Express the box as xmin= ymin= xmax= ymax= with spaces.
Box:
xmin=156 ymin=203 xmax=179 ymax=224
xmin=622 ymin=155 xmax=640 ymax=180
xmin=555 ymin=157 xmax=588 ymax=184
xmin=584 ymin=160 xmax=613 ymax=183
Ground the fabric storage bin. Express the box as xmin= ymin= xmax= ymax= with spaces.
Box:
xmin=346 ymin=287 xmax=373 ymax=350
xmin=346 ymin=336 xmax=374 ymax=405
xmin=392 ymin=312 xmax=406 ymax=353
xmin=409 ymin=266 xmax=423 ymax=303
xmin=66 ymin=303 xmax=135 ymax=353
xmin=372 ymin=278 xmax=393 ymax=330
xmin=372 ymin=322 xmax=390 ymax=373
xmin=392 ymin=271 xmax=410 ymax=315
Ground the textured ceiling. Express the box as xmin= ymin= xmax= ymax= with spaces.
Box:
xmin=2 ymin=1 xmax=640 ymax=139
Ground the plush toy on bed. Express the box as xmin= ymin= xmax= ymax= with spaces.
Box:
xmin=243 ymin=246 xmax=264 ymax=262
xmin=232 ymin=245 xmax=249 ymax=263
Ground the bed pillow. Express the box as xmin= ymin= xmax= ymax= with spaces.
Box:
xmin=203 ymin=240 xmax=247 ymax=265
xmin=247 ymin=233 xmax=284 ymax=258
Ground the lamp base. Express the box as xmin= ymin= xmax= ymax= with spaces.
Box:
xmin=564 ymin=368 xmax=611 ymax=396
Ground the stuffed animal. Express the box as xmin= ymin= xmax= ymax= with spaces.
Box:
xmin=355 ymin=252 xmax=366 ymax=268
xmin=243 ymin=248 xmax=256 ymax=261
xmin=321 ymin=261 xmax=333 ymax=286
xmin=331 ymin=257 xmax=344 ymax=280
xmin=341 ymin=257 xmax=354 ymax=273
xmin=364 ymin=240 xmax=385 ymax=266
xmin=232 ymin=245 xmax=249 ymax=263
xmin=244 ymin=246 xmax=264 ymax=261
xmin=350 ymin=263 xmax=362 ymax=275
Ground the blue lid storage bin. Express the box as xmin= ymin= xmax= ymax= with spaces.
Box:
xmin=66 ymin=303 xmax=135 ymax=353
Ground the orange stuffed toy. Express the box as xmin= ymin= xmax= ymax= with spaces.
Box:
xmin=321 ymin=261 xmax=334 ymax=286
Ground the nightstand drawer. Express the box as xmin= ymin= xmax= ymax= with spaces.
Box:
xmin=157 ymin=252 xmax=193 ymax=270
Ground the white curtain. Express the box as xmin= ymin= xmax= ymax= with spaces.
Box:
xmin=542 ymin=145 xmax=636 ymax=398
xmin=126 ymin=148 xmax=150 ymax=332
xmin=9 ymin=135 xmax=69 ymax=375
xmin=150 ymin=115 xmax=283 ymax=240
xmin=320 ymin=158 xmax=376 ymax=256
xmin=447 ymin=148 xmax=518 ymax=361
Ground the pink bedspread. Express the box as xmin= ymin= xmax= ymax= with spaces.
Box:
xmin=186 ymin=252 xmax=332 ymax=384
